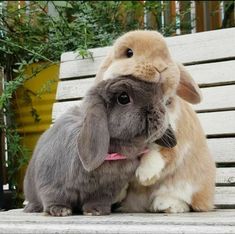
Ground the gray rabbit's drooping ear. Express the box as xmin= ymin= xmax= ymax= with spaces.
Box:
xmin=176 ymin=63 xmax=202 ymax=104
xmin=77 ymin=100 xmax=110 ymax=172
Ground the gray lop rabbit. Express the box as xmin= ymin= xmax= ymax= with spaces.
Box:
xmin=23 ymin=76 xmax=176 ymax=216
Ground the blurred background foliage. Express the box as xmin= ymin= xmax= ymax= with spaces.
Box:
xmin=0 ymin=0 xmax=234 ymax=209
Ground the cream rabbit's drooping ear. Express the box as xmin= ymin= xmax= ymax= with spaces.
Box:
xmin=95 ymin=49 xmax=113 ymax=83
xmin=176 ymin=63 xmax=202 ymax=104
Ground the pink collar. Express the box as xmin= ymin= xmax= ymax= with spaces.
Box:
xmin=105 ymin=153 xmax=127 ymax=161
xmin=105 ymin=149 xmax=149 ymax=161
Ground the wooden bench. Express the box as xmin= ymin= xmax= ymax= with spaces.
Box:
xmin=0 ymin=28 xmax=235 ymax=234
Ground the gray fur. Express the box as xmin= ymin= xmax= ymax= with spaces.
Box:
xmin=23 ymin=76 xmax=170 ymax=216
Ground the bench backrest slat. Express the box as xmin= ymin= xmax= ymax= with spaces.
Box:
xmin=56 ymin=80 xmax=235 ymax=112
xmin=59 ymin=28 xmax=235 ymax=80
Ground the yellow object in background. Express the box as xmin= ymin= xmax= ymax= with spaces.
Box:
xmin=15 ymin=63 xmax=59 ymax=148
xmin=14 ymin=63 xmax=59 ymax=190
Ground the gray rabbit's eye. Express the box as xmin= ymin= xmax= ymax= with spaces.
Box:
xmin=126 ymin=48 xmax=133 ymax=58
xmin=117 ymin=92 xmax=130 ymax=105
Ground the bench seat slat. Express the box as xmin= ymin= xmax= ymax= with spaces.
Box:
xmin=1 ymin=209 xmax=235 ymax=234
xmin=1 ymin=208 xmax=235 ymax=223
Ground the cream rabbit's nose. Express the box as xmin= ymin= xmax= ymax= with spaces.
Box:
xmin=133 ymin=63 xmax=160 ymax=83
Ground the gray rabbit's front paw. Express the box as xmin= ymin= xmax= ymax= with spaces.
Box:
xmin=23 ymin=202 xmax=43 ymax=213
xmin=83 ymin=203 xmax=111 ymax=216
xmin=45 ymin=205 xmax=72 ymax=216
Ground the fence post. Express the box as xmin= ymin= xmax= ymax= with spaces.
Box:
xmin=209 ymin=1 xmax=221 ymax=30
xmin=0 ymin=67 xmax=4 ymax=209
xmin=0 ymin=130 xmax=3 ymax=210
xmin=179 ymin=1 xmax=191 ymax=34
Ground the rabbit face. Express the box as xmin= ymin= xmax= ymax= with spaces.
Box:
xmin=103 ymin=31 xmax=172 ymax=83
xmin=98 ymin=76 xmax=168 ymax=142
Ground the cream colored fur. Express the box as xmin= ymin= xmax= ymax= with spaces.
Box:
xmin=135 ymin=145 xmax=164 ymax=186
xmin=95 ymin=30 xmax=216 ymax=213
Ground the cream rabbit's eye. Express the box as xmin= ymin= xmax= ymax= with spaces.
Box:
xmin=126 ymin=48 xmax=133 ymax=58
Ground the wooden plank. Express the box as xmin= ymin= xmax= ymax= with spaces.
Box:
xmin=0 ymin=209 xmax=235 ymax=224
xmin=216 ymin=168 xmax=235 ymax=185
xmin=166 ymin=27 xmax=235 ymax=64
xmin=198 ymin=111 xmax=235 ymax=136
xmin=209 ymin=1 xmax=221 ymax=30
xmin=179 ymin=1 xmax=191 ymax=34
xmin=59 ymin=28 xmax=235 ymax=80
xmin=59 ymin=53 xmax=235 ymax=82
xmin=61 ymin=46 xmax=111 ymax=62
xmin=195 ymin=1 xmax=205 ymax=32
xmin=59 ymin=59 xmax=235 ymax=86
xmin=2 ymin=208 xmax=235 ymax=223
xmin=187 ymin=60 xmax=235 ymax=86
xmin=56 ymin=78 xmax=94 ymax=100
xmin=0 ymin=67 xmax=4 ymax=208
xmin=59 ymin=57 xmax=103 ymax=79
xmin=0 ymin=209 xmax=235 ymax=234
xmin=2 ymin=222 xmax=235 ymax=234
xmin=52 ymin=101 xmax=81 ymax=121
xmin=60 ymin=28 xmax=235 ymax=64
xmin=164 ymin=1 xmax=176 ymax=34
xmin=56 ymin=80 xmax=235 ymax=112
xmin=207 ymin=138 xmax=235 ymax=163
xmin=215 ymin=187 xmax=235 ymax=206
xmin=59 ymin=59 xmax=235 ymax=87
xmin=194 ymin=85 xmax=235 ymax=112
xmin=53 ymin=102 xmax=235 ymax=136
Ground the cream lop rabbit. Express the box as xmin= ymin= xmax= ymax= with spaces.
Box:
xmin=95 ymin=30 xmax=216 ymax=213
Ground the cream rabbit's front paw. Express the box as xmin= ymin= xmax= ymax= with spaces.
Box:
xmin=136 ymin=150 xmax=165 ymax=186
xmin=150 ymin=195 xmax=190 ymax=213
